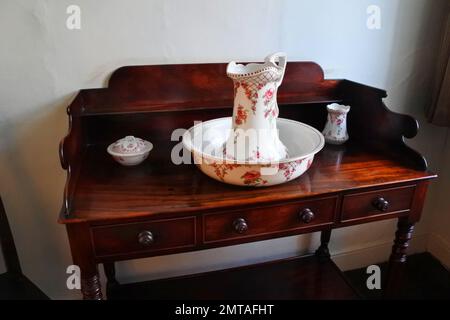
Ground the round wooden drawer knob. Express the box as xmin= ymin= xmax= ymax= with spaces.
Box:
xmin=299 ymin=208 xmax=315 ymax=223
xmin=233 ymin=218 xmax=248 ymax=234
xmin=373 ymin=197 xmax=389 ymax=211
xmin=138 ymin=231 xmax=154 ymax=246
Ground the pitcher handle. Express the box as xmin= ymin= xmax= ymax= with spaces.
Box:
xmin=265 ymin=52 xmax=287 ymax=85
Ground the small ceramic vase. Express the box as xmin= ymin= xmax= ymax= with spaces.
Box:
xmin=224 ymin=52 xmax=288 ymax=162
xmin=322 ymin=103 xmax=350 ymax=145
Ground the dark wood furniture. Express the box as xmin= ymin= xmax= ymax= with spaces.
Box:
xmin=59 ymin=61 xmax=436 ymax=300
xmin=345 ymin=253 xmax=450 ymax=299
xmin=108 ymin=255 xmax=357 ymax=300
xmin=0 ymin=196 xmax=49 ymax=300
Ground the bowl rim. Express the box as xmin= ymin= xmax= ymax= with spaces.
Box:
xmin=182 ymin=117 xmax=324 ymax=165
xmin=107 ymin=141 xmax=153 ymax=157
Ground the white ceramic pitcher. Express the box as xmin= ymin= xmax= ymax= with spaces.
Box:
xmin=223 ymin=52 xmax=288 ymax=162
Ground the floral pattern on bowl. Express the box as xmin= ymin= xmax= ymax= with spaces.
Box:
xmin=183 ymin=117 xmax=323 ymax=187
xmin=193 ymin=154 xmax=315 ymax=187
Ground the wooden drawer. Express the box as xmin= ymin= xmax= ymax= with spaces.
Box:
xmin=204 ymin=197 xmax=337 ymax=243
xmin=341 ymin=185 xmax=415 ymax=222
xmin=92 ymin=217 xmax=196 ymax=257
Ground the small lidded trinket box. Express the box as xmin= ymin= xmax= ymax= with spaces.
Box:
xmin=107 ymin=136 xmax=153 ymax=166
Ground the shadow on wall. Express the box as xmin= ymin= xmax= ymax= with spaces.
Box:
xmin=384 ymin=0 xmax=449 ymax=236
xmin=0 ymin=93 xmax=77 ymax=298
xmin=385 ymin=0 xmax=447 ymax=118
xmin=114 ymin=233 xmax=318 ymax=286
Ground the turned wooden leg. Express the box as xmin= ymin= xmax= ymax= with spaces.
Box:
xmin=67 ymin=223 xmax=103 ymax=300
xmin=81 ymin=272 xmax=103 ymax=300
xmin=104 ymin=262 xmax=119 ymax=298
xmin=384 ymin=217 xmax=415 ymax=298
xmin=104 ymin=262 xmax=119 ymax=286
xmin=315 ymin=229 xmax=332 ymax=261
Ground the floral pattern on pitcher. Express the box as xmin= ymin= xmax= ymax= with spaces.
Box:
xmin=235 ymin=81 xmax=264 ymax=115
xmin=322 ymin=103 xmax=350 ymax=145
xmin=263 ymin=88 xmax=274 ymax=106
xmin=235 ymin=104 xmax=248 ymax=125
xmin=264 ymin=103 xmax=277 ymax=119
xmin=262 ymin=87 xmax=277 ymax=119
xmin=225 ymin=53 xmax=288 ymax=162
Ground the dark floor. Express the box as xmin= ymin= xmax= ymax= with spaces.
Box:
xmin=344 ymin=252 xmax=450 ymax=299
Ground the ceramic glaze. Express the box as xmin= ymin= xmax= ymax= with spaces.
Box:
xmin=183 ymin=117 xmax=324 ymax=187
xmin=223 ymin=52 xmax=288 ymax=162
xmin=322 ymin=103 xmax=350 ymax=145
xmin=107 ymin=136 xmax=153 ymax=166
xmin=183 ymin=54 xmax=326 ymax=187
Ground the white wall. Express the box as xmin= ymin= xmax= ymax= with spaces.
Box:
xmin=0 ymin=0 xmax=448 ymax=299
